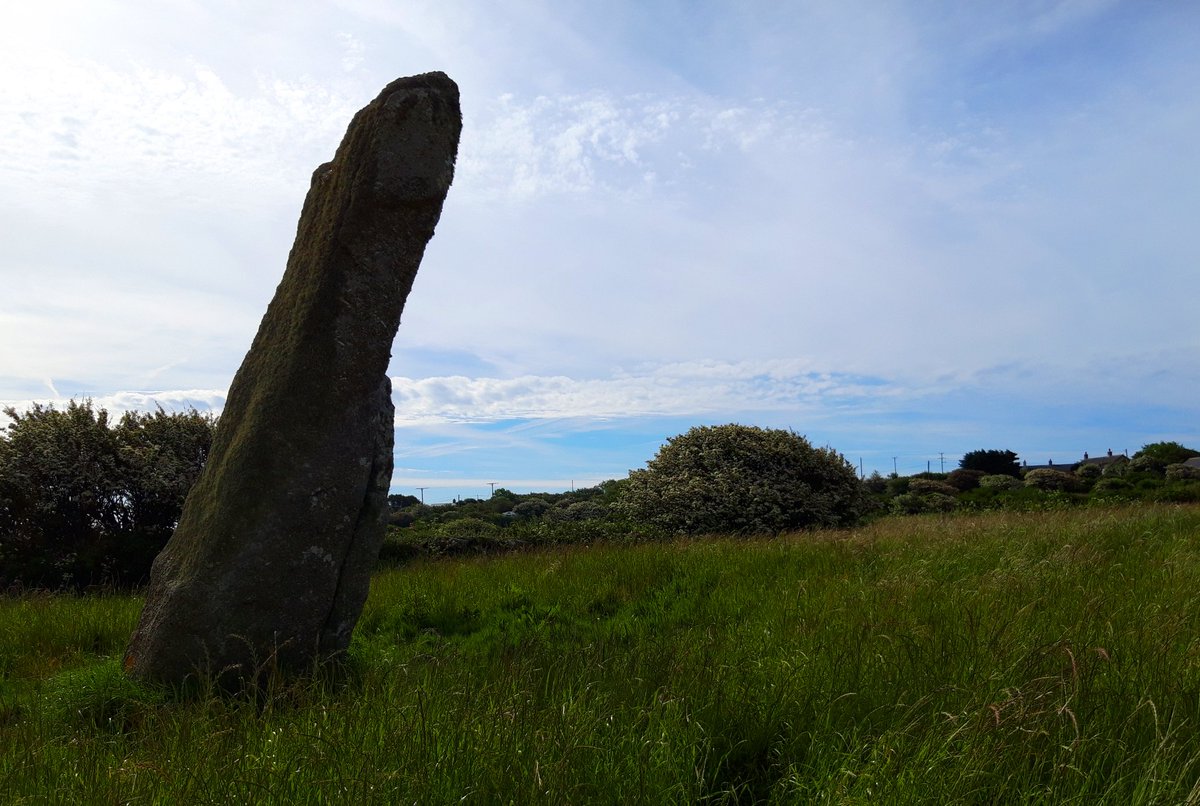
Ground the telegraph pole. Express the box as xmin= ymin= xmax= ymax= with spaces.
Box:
xmin=893 ymin=457 xmax=898 ymax=476
xmin=416 ymin=487 xmax=427 ymax=504
xmin=488 ymin=482 xmax=496 ymax=497
xmin=940 ymin=452 xmax=945 ymax=473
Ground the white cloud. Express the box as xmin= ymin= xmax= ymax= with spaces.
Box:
xmin=387 ymin=361 xmax=901 ymax=425
xmin=1 ymin=1 xmax=1197 ymax=488
xmin=0 ymin=50 xmax=359 ymax=210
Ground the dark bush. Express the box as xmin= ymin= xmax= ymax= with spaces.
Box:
xmin=512 ymin=498 xmax=552 ymax=519
xmin=0 ymin=401 xmax=214 ymax=589
xmin=945 ymin=469 xmax=986 ymax=491
xmin=960 ymin=449 xmax=1020 ymax=477
xmin=1090 ymin=477 xmax=1133 ymax=497
xmin=891 ymin=492 xmax=957 ymax=515
xmin=618 ymin=424 xmax=864 ymax=535
xmin=550 ymin=500 xmax=609 ymax=522
xmin=863 ymin=471 xmax=887 ymax=494
xmin=885 ymin=476 xmax=911 ymax=497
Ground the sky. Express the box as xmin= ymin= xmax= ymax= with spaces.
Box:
xmin=1 ymin=1 xmax=1198 ymax=503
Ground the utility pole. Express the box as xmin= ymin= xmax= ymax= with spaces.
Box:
xmin=939 ymin=452 xmax=945 ymax=473
xmin=859 ymin=458 xmax=863 ymax=479
xmin=416 ymin=487 xmax=427 ymax=504
xmin=488 ymin=482 xmax=496 ymax=497
xmin=893 ymin=457 xmax=898 ymax=476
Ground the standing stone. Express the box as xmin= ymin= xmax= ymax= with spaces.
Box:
xmin=124 ymin=72 xmax=461 ymax=685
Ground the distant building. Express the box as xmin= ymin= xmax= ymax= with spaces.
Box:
xmin=1023 ymin=450 xmax=1127 ymax=475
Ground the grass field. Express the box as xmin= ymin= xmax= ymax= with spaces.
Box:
xmin=2 ymin=505 xmax=1200 ymax=803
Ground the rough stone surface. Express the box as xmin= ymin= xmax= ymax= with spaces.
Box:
xmin=124 ymin=72 xmax=461 ymax=685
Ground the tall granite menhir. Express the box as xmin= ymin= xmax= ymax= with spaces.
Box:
xmin=125 ymin=73 xmax=461 ymax=685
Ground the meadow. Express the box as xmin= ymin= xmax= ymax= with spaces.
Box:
xmin=2 ymin=504 xmax=1199 ymax=803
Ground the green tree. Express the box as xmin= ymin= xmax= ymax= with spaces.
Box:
xmin=959 ymin=449 xmax=1021 ymax=477
xmin=0 ymin=401 xmax=215 ymax=588
xmin=618 ymin=424 xmax=864 ymax=535
xmin=1134 ymin=441 xmax=1200 ymax=466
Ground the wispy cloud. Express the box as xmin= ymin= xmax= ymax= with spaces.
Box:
xmin=390 ymin=361 xmax=894 ymax=425
xmin=2 ymin=1 xmax=1197 ymax=496
xmin=0 ymin=51 xmax=359 ymax=209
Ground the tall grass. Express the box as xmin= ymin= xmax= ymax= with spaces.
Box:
xmin=2 ymin=505 xmax=1199 ymax=803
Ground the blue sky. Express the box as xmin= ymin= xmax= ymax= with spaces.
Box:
xmin=2 ymin=1 xmax=1197 ymax=503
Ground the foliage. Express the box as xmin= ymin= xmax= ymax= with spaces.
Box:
xmin=1134 ymin=441 xmax=1200 ymax=466
xmin=885 ymin=475 xmax=910 ymax=497
xmin=890 ymin=491 xmax=957 ymax=515
xmin=511 ymin=498 xmax=552 ymax=519
xmin=945 ymin=468 xmax=986 ymax=491
xmin=1128 ymin=454 xmax=1167 ymax=476
xmin=0 ymin=401 xmax=215 ymax=589
xmin=1165 ymin=463 xmax=1200 ymax=482
xmin=979 ymin=474 xmax=1022 ymax=490
xmin=1090 ymin=477 xmax=1134 ymax=497
xmin=1023 ymin=468 xmax=1083 ymax=492
xmin=862 ymin=470 xmax=888 ymax=494
xmin=1075 ymin=463 xmax=1103 ymax=481
xmin=618 ymin=424 xmax=864 ymax=535
xmin=436 ymin=517 xmax=500 ymax=538
xmin=548 ymin=500 xmax=609 ymax=522
xmin=1101 ymin=456 xmax=1129 ymax=476
xmin=908 ymin=478 xmax=960 ymax=497
xmin=959 ymin=449 xmax=1020 ymax=477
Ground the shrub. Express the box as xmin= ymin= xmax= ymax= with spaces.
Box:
xmin=862 ymin=471 xmax=888 ymax=494
xmin=1165 ymin=464 xmax=1200 ymax=482
xmin=945 ymin=469 xmax=986 ymax=491
xmin=436 ymin=517 xmax=500 ymax=539
xmin=908 ymin=479 xmax=960 ymax=497
xmin=891 ymin=492 xmax=957 ymax=515
xmin=0 ymin=401 xmax=215 ymax=589
xmin=618 ymin=424 xmax=864 ymax=535
xmin=1090 ymin=477 xmax=1133 ymax=497
xmin=979 ymin=474 xmax=1021 ymax=490
xmin=1128 ymin=455 xmax=1166 ymax=476
xmin=1023 ymin=468 xmax=1083 ymax=492
xmin=512 ymin=499 xmax=552 ymax=519
xmin=552 ymin=500 xmax=609 ymax=522
xmin=1151 ymin=482 xmax=1200 ymax=503
xmin=1075 ymin=463 xmax=1103 ymax=481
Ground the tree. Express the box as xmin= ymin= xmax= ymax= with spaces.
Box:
xmin=618 ymin=424 xmax=864 ymax=535
xmin=959 ymin=449 xmax=1020 ymax=477
xmin=0 ymin=401 xmax=215 ymax=588
xmin=1134 ymin=441 xmax=1200 ymax=466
